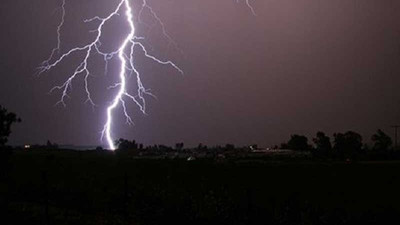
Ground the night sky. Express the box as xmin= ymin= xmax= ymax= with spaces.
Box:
xmin=1 ymin=0 xmax=400 ymax=148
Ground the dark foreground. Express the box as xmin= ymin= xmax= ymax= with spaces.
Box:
xmin=1 ymin=149 xmax=399 ymax=225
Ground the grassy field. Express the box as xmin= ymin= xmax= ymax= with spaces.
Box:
xmin=1 ymin=149 xmax=399 ymax=225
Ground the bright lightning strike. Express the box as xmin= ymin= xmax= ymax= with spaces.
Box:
xmin=40 ymin=0 xmax=182 ymax=150
xmin=236 ymin=0 xmax=257 ymax=15
xmin=40 ymin=0 xmax=255 ymax=150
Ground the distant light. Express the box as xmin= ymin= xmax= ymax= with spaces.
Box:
xmin=187 ymin=156 xmax=196 ymax=161
xmin=24 ymin=145 xmax=31 ymax=149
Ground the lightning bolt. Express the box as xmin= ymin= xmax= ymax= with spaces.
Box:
xmin=39 ymin=0 xmax=182 ymax=150
xmin=40 ymin=0 xmax=255 ymax=150
xmin=236 ymin=0 xmax=257 ymax=15
xmin=246 ymin=0 xmax=257 ymax=16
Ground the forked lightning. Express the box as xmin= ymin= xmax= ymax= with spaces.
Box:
xmin=40 ymin=0 xmax=255 ymax=150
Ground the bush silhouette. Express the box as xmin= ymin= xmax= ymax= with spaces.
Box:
xmin=333 ymin=131 xmax=363 ymax=159
xmin=0 ymin=105 xmax=21 ymax=147
xmin=371 ymin=129 xmax=392 ymax=152
xmin=286 ymin=134 xmax=310 ymax=151
xmin=312 ymin=132 xmax=332 ymax=158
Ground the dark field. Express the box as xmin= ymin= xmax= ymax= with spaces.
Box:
xmin=1 ymin=150 xmax=399 ymax=225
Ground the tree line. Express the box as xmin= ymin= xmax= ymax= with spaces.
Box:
xmin=281 ymin=130 xmax=395 ymax=160
xmin=1 ymin=105 xmax=398 ymax=160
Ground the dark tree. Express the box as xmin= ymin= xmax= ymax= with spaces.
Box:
xmin=46 ymin=140 xmax=59 ymax=149
xmin=312 ymin=132 xmax=332 ymax=158
xmin=225 ymin=144 xmax=235 ymax=150
xmin=116 ymin=139 xmax=138 ymax=150
xmin=0 ymin=105 xmax=21 ymax=147
xmin=371 ymin=129 xmax=392 ymax=151
xmin=195 ymin=143 xmax=208 ymax=151
xmin=175 ymin=142 xmax=184 ymax=150
xmin=333 ymin=131 xmax=363 ymax=159
xmin=287 ymin=134 xmax=310 ymax=151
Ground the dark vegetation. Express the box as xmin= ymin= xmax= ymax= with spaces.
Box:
xmin=0 ymin=105 xmax=20 ymax=147
xmin=1 ymin=105 xmax=400 ymax=224
xmin=110 ymin=129 xmax=399 ymax=161
xmin=1 ymin=150 xmax=400 ymax=225
xmin=277 ymin=130 xmax=398 ymax=161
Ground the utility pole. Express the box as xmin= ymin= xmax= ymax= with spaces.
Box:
xmin=392 ymin=125 xmax=400 ymax=150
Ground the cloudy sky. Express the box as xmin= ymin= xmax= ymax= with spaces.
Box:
xmin=1 ymin=0 xmax=400 ymax=148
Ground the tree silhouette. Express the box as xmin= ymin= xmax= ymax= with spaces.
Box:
xmin=115 ymin=139 xmax=138 ymax=150
xmin=46 ymin=140 xmax=59 ymax=149
xmin=286 ymin=135 xmax=310 ymax=151
xmin=225 ymin=144 xmax=235 ymax=150
xmin=175 ymin=142 xmax=184 ymax=150
xmin=313 ymin=132 xmax=332 ymax=158
xmin=197 ymin=143 xmax=208 ymax=151
xmin=0 ymin=105 xmax=21 ymax=147
xmin=333 ymin=131 xmax=363 ymax=159
xmin=371 ymin=129 xmax=392 ymax=152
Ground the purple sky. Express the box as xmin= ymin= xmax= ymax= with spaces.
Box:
xmin=1 ymin=0 xmax=400 ymax=148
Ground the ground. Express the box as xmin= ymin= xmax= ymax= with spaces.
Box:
xmin=1 ymin=149 xmax=399 ymax=225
